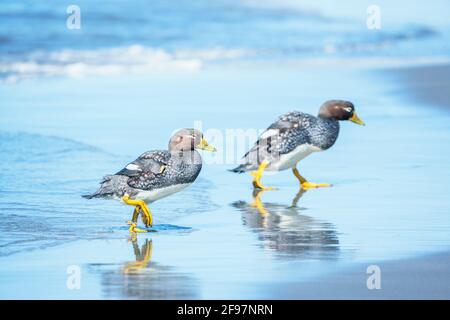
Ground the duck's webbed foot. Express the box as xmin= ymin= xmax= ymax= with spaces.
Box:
xmin=301 ymin=181 xmax=331 ymax=189
xmin=292 ymin=167 xmax=332 ymax=190
xmin=127 ymin=221 xmax=150 ymax=233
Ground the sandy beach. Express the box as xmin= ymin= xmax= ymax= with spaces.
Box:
xmin=268 ymin=251 xmax=450 ymax=299
xmin=384 ymin=64 xmax=450 ymax=108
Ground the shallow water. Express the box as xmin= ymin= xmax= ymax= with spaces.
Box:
xmin=1 ymin=64 xmax=450 ymax=298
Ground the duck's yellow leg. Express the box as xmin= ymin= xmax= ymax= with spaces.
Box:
xmin=293 ymin=167 xmax=331 ymax=190
xmin=122 ymin=194 xmax=153 ymax=233
xmin=251 ymin=161 xmax=274 ymax=190
xmin=250 ymin=189 xmax=269 ymax=217
xmin=131 ymin=206 xmax=140 ymax=223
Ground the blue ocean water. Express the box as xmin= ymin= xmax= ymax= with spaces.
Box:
xmin=1 ymin=0 xmax=449 ymax=81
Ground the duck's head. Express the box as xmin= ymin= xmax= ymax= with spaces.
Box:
xmin=318 ymin=100 xmax=365 ymax=126
xmin=169 ymin=128 xmax=216 ymax=152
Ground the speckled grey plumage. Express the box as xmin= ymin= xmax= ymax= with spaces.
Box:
xmin=84 ymin=150 xmax=202 ymax=199
xmin=232 ymin=111 xmax=339 ymax=172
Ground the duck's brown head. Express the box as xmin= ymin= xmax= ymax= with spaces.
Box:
xmin=318 ymin=100 xmax=365 ymax=125
xmin=168 ymin=128 xmax=216 ymax=152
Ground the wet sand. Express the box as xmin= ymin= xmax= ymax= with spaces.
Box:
xmin=385 ymin=64 xmax=450 ymax=108
xmin=266 ymin=251 xmax=450 ymax=299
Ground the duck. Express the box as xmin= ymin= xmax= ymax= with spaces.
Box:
xmin=83 ymin=128 xmax=216 ymax=233
xmin=230 ymin=100 xmax=365 ymax=190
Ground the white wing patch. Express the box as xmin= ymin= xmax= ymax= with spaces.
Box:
xmin=125 ymin=163 xmax=141 ymax=171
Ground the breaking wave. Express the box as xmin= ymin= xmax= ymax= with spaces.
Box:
xmin=0 ymin=46 xmax=252 ymax=82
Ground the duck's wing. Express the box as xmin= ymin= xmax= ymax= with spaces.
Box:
xmin=264 ymin=111 xmax=314 ymax=154
xmin=243 ymin=111 xmax=314 ymax=166
xmin=116 ymin=150 xmax=171 ymax=190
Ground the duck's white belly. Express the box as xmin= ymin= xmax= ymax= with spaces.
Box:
xmin=268 ymin=144 xmax=322 ymax=171
xmin=133 ymin=183 xmax=190 ymax=203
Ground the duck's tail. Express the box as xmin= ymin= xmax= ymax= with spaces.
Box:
xmin=82 ymin=175 xmax=118 ymax=199
xmin=82 ymin=192 xmax=108 ymax=199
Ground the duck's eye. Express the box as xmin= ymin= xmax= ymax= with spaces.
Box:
xmin=343 ymin=107 xmax=352 ymax=113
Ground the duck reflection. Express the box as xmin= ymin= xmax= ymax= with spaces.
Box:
xmin=232 ymin=189 xmax=340 ymax=260
xmin=122 ymin=236 xmax=153 ymax=274
xmin=91 ymin=237 xmax=199 ymax=299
